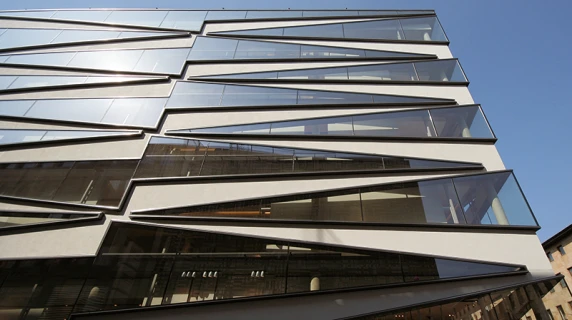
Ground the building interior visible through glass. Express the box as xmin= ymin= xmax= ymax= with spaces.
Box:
xmin=0 ymin=222 xmax=527 ymax=317
xmin=137 ymin=171 xmax=537 ymax=227
xmin=178 ymin=105 xmax=493 ymax=138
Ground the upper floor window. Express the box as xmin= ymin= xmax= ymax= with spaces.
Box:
xmin=548 ymin=252 xmax=554 ymax=261
xmin=558 ymin=245 xmax=567 ymax=255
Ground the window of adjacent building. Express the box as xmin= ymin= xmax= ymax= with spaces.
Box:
xmin=556 ymin=305 xmax=566 ymax=320
xmin=547 ymin=309 xmax=555 ymax=320
xmin=569 ymin=267 xmax=572 ymax=276
xmin=561 ymin=278 xmax=568 ymax=288
xmin=558 ymin=245 xmax=567 ymax=255
xmin=548 ymin=252 xmax=555 ymax=261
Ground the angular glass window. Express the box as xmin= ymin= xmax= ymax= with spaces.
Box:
xmin=414 ymin=59 xmax=466 ymax=82
xmin=50 ymin=10 xmax=112 ymax=22
xmin=353 ymin=110 xmax=436 ymax=137
xmin=61 ymin=222 xmax=525 ymax=313
xmin=0 ymin=29 xmax=186 ymax=51
xmin=0 ymin=160 xmax=137 ymax=207
xmin=134 ymin=136 xmax=479 ymax=179
xmin=205 ymin=10 xmax=247 ymax=20
xmin=212 ymin=16 xmax=448 ymax=43
xmin=245 ymin=11 xmax=303 ymax=19
xmin=0 ymin=75 xmax=159 ymax=92
xmin=0 ymin=129 xmax=140 ymax=146
xmin=0 ymin=98 xmax=166 ymax=128
xmin=400 ymin=16 xmax=448 ymax=41
xmin=1 ymin=48 xmax=189 ymax=75
xmin=134 ymin=172 xmax=537 ymax=229
xmin=430 ymin=106 xmax=494 ymax=138
xmin=0 ymin=10 xmax=57 ymax=18
xmin=195 ymin=60 xmax=467 ymax=84
xmin=103 ymin=10 xmax=168 ymax=27
xmin=187 ymin=37 xmax=433 ymax=62
xmin=453 ymin=172 xmax=537 ymax=226
xmin=0 ymin=211 xmax=100 ymax=230
xmin=303 ymin=10 xmax=360 ymax=17
xmin=160 ymin=11 xmax=206 ymax=30
xmin=167 ymin=81 xmax=454 ymax=109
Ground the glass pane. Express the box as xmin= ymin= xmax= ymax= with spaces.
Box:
xmin=0 ymin=162 xmax=73 ymax=200
xmin=301 ymin=45 xmax=365 ymax=58
xmin=293 ymin=150 xmax=384 ymax=173
xmin=270 ymin=117 xmax=353 ymax=135
xmin=51 ymin=10 xmax=112 ymax=22
xmin=298 ymin=90 xmax=373 ymax=104
xmin=191 ymin=123 xmax=271 ymax=134
xmin=361 ymin=179 xmax=465 ymax=224
xmin=0 ymin=76 xmax=17 ymax=89
xmin=41 ymin=130 xmax=134 ymax=141
xmin=4 ymin=51 xmax=77 ymax=66
xmin=101 ymin=98 xmax=166 ymax=127
xmin=358 ymin=10 xmax=399 ymax=16
xmin=233 ymin=40 xmax=300 ymax=59
xmin=134 ymin=48 xmax=190 ymax=74
xmin=0 ymin=29 xmax=61 ymax=49
xmin=401 ymin=16 xmax=447 ymax=41
xmin=205 ymin=11 xmax=247 ymax=20
xmin=103 ymin=10 xmax=168 ymax=27
xmin=0 ymin=10 xmax=56 ymax=18
xmin=52 ymin=30 xmax=120 ymax=44
xmin=221 ymin=27 xmax=284 ymax=37
xmin=278 ymin=67 xmax=348 ymax=80
xmin=0 ymin=211 xmax=95 ymax=228
xmin=187 ymin=37 xmax=238 ymax=60
xmin=265 ymin=192 xmax=362 ymax=222
xmin=159 ymin=11 xmax=206 ymax=31
xmin=8 ymin=75 xmax=87 ymax=89
xmin=352 ymin=110 xmax=435 ymax=137
xmin=343 ymin=19 xmax=404 ymax=40
xmin=435 ymin=259 xmax=519 ymax=278
xmin=52 ymin=160 xmax=137 ymax=206
xmin=221 ymin=85 xmax=297 ymax=106
xmin=453 ymin=172 xmax=537 ymax=226
xmin=135 ymin=137 xmax=204 ymax=178
xmin=0 ymin=130 xmax=45 ymax=144
xmin=245 ymin=11 xmax=303 ymax=19
xmin=165 ymin=82 xmax=225 ymax=108
xmin=430 ymin=106 xmax=494 ymax=138
xmin=349 ymin=63 xmax=418 ymax=81
xmin=27 ymin=99 xmax=112 ymax=123
xmin=284 ymin=23 xmax=343 ymax=38
xmin=0 ymin=100 xmax=35 ymax=116
xmin=303 ymin=11 xmax=360 ymax=17
xmin=414 ymin=60 xmax=466 ymax=82
xmin=68 ymin=50 xmax=144 ymax=72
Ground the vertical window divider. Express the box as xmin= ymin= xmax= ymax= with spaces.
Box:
xmin=197 ymin=141 xmax=209 ymax=176
xmin=63 ymin=50 xmax=80 ymax=68
xmin=358 ymin=190 xmax=365 ymax=222
xmin=21 ymin=100 xmax=37 ymax=117
xmin=284 ymin=243 xmax=291 ymax=294
xmin=451 ymin=178 xmax=469 ymax=225
xmin=426 ymin=109 xmax=439 ymax=137
xmin=351 ymin=115 xmax=356 ymax=136
xmin=157 ymin=11 xmax=169 ymax=27
xmin=5 ymin=75 xmax=18 ymax=89
xmin=411 ymin=61 xmax=421 ymax=81
xmin=48 ymin=29 xmax=65 ymax=44
xmin=397 ymin=18 xmax=406 ymax=40
xmin=230 ymin=39 xmax=240 ymax=59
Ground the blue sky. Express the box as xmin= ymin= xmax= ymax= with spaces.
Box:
xmin=1 ymin=0 xmax=570 ymax=241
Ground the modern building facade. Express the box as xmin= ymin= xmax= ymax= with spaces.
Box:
xmin=0 ymin=8 xmax=564 ymax=320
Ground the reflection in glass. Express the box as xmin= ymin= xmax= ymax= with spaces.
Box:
xmin=0 ymin=222 xmax=530 ymax=318
xmin=173 ymin=106 xmax=494 ymax=140
xmin=196 ymin=60 xmax=467 ymax=83
xmin=0 ymin=98 xmax=167 ymax=128
xmin=0 ymin=160 xmax=137 ymax=207
xmin=187 ymin=37 xmax=433 ymax=62
xmin=166 ymin=82 xmax=453 ymax=109
xmin=134 ymin=136 xmax=476 ymax=179
xmin=136 ymin=171 xmax=537 ymax=228
xmin=212 ymin=16 xmax=448 ymax=42
xmin=0 ymin=75 xmax=156 ymax=91
xmin=353 ymin=279 xmax=565 ymax=320
xmin=1 ymin=48 xmax=190 ymax=75
xmin=0 ymin=129 xmax=139 ymax=146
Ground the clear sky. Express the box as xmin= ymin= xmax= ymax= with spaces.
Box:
xmin=1 ymin=0 xmax=570 ymax=241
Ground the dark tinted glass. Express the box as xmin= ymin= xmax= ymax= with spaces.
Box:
xmin=270 ymin=117 xmax=354 ymax=135
xmin=0 ymin=160 xmax=136 ymax=207
xmin=349 ymin=63 xmax=418 ymax=81
xmin=0 ymin=211 xmax=98 ymax=229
